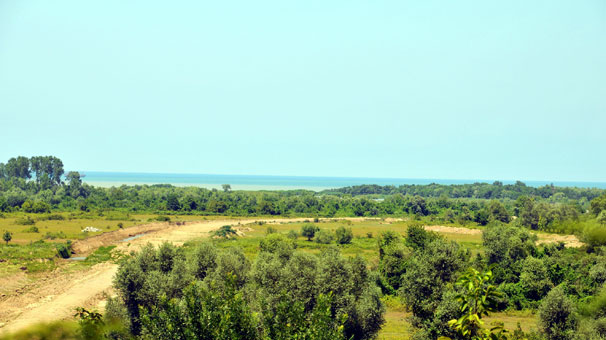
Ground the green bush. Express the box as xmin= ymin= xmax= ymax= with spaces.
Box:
xmin=37 ymin=213 xmax=65 ymax=221
xmin=213 ymin=225 xmax=237 ymax=238
xmin=259 ymin=233 xmax=295 ymax=256
xmin=265 ymin=226 xmax=277 ymax=234
xmin=539 ymin=286 xmax=578 ymax=340
xmin=301 ymin=223 xmax=319 ymax=241
xmin=520 ymin=257 xmax=553 ymax=300
xmin=155 ymin=215 xmax=171 ymax=222
xmin=582 ymin=222 xmax=606 ymax=248
xmin=44 ymin=231 xmax=67 ymax=240
xmin=335 ymin=226 xmax=353 ymax=245
xmin=22 ymin=226 xmax=39 ymax=233
xmin=56 ymin=241 xmax=72 ymax=259
xmin=287 ymin=230 xmax=299 ymax=240
xmin=315 ymin=229 xmax=334 ymax=244
xmin=15 ymin=216 xmax=35 ymax=225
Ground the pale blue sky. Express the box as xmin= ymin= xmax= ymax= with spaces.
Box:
xmin=1 ymin=1 xmax=605 ymax=182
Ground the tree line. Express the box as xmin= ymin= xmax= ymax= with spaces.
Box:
xmin=322 ymin=182 xmax=604 ymax=201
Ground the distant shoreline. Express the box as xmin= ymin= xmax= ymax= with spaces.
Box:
xmin=80 ymin=171 xmax=606 ymax=190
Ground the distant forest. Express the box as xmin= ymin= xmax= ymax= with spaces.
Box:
xmin=2 ymin=156 xmax=606 ymax=237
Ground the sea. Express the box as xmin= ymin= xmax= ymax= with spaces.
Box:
xmin=79 ymin=171 xmax=606 ymax=191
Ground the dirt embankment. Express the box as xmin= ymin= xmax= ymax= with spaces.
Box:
xmin=424 ymin=225 xmax=583 ymax=248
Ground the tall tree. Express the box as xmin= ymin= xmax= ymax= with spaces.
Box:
xmin=65 ymin=171 xmax=83 ymax=197
xmin=5 ymin=156 xmax=31 ymax=179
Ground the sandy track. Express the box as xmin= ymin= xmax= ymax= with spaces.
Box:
xmin=0 ymin=217 xmax=317 ymax=335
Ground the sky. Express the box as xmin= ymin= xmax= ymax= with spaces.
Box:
xmin=0 ymin=1 xmax=605 ymax=182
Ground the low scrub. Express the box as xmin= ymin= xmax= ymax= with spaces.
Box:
xmin=14 ymin=216 xmax=35 ymax=225
xmin=44 ymin=231 xmax=67 ymax=240
xmin=22 ymin=226 xmax=39 ymax=233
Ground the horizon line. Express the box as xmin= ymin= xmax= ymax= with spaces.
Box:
xmin=77 ymin=170 xmax=606 ymax=186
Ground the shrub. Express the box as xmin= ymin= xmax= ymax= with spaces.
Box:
xmin=301 ymin=223 xmax=319 ymax=241
xmin=213 ymin=225 xmax=238 ymax=238
xmin=287 ymin=230 xmax=299 ymax=240
xmin=265 ymin=226 xmax=277 ymax=234
xmin=378 ymin=230 xmax=401 ymax=259
xmin=520 ymin=257 xmax=553 ymax=300
xmin=189 ymin=242 xmax=218 ymax=280
xmin=56 ymin=241 xmax=72 ymax=259
xmin=15 ymin=216 xmax=35 ymax=225
xmin=315 ymin=229 xmax=334 ymax=244
xmin=38 ymin=213 xmax=65 ymax=221
xmin=366 ymin=232 xmax=373 ymax=238
xmin=399 ymin=238 xmax=463 ymax=320
xmin=117 ymin=222 xmax=124 ymax=229
xmin=582 ymin=222 xmax=606 ymax=248
xmin=539 ymin=286 xmax=578 ymax=340
xmin=259 ymin=233 xmax=295 ymax=257
xmin=23 ymin=226 xmax=39 ymax=233
xmin=3 ymin=231 xmax=12 ymax=245
xmin=335 ymin=226 xmax=353 ymax=245
xmin=406 ymin=224 xmax=437 ymax=250
xmin=155 ymin=216 xmax=171 ymax=222
xmin=44 ymin=231 xmax=67 ymax=240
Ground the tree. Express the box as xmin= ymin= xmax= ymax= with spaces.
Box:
xmin=482 ymin=225 xmax=537 ymax=283
xmin=516 ymin=196 xmax=539 ymax=229
xmin=591 ymin=194 xmax=606 ymax=216
xmin=520 ymin=257 xmax=553 ymax=300
xmin=141 ymin=275 xmax=259 ymax=340
xmin=335 ymin=226 xmax=353 ymax=245
xmin=222 ymin=184 xmax=231 ymax=192
xmin=301 ymin=224 xmax=319 ymax=241
xmin=166 ymin=193 xmax=181 ymax=211
xmin=399 ymin=238 xmax=463 ymax=320
xmin=538 ymin=286 xmax=578 ymax=340
xmin=520 ymin=256 xmax=553 ymax=301
xmin=488 ymin=200 xmax=510 ymax=223
xmin=406 ymin=224 xmax=437 ymax=250
xmin=5 ymin=156 xmax=31 ymax=179
xmin=442 ymin=268 xmax=506 ymax=340
xmin=65 ymin=171 xmax=84 ymax=198
xmin=3 ymin=231 xmax=11 ymax=245
xmin=189 ymin=242 xmax=218 ymax=280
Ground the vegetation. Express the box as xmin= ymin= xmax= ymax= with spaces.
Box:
xmin=3 ymin=230 xmax=11 ymax=245
xmin=3 ymin=155 xmax=606 ymax=339
xmin=109 ymin=241 xmax=384 ymax=340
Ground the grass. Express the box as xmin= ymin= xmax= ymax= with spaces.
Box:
xmin=202 ymin=219 xmax=485 ymax=265
xmin=0 ymin=241 xmax=60 ymax=274
xmin=0 ymin=212 xmax=217 ymax=245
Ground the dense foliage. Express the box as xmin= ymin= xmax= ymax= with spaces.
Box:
xmin=109 ymin=241 xmax=384 ymax=340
